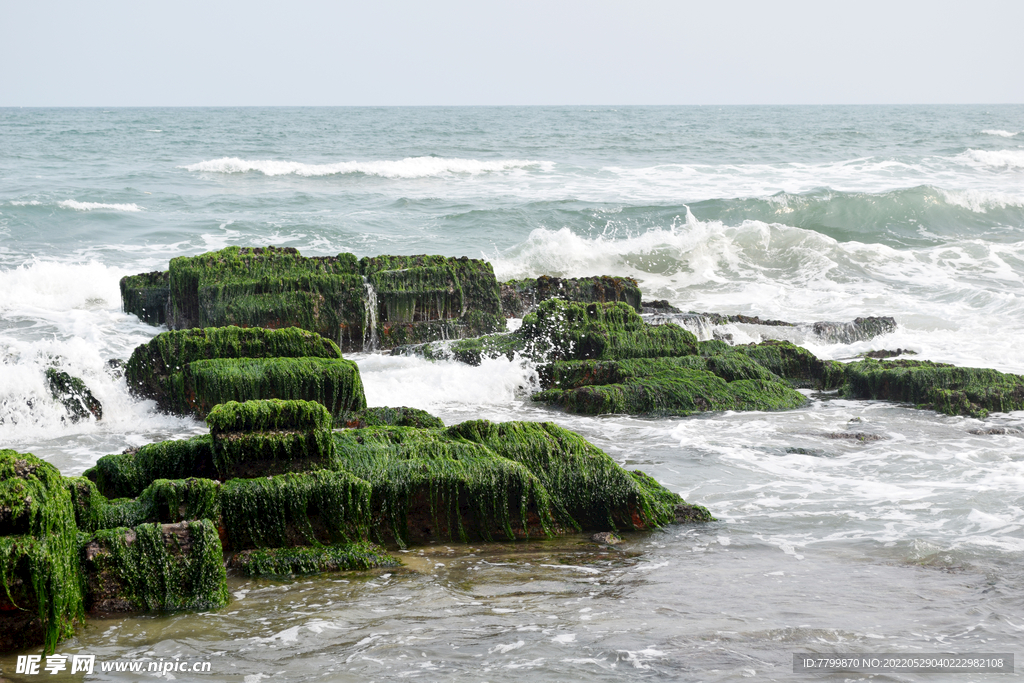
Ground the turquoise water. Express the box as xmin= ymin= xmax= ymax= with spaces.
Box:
xmin=1 ymin=106 xmax=1023 ymax=681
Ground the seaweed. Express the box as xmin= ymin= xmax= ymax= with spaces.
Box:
xmin=67 ymin=477 xmax=220 ymax=532
xmin=500 ymin=275 xmax=642 ymax=317
xmin=220 ymin=470 xmax=372 ymax=549
xmin=447 ymin=420 xmax=681 ymax=531
xmin=343 ymin=406 xmax=446 ymax=430
xmin=0 ymin=450 xmax=84 ymax=653
xmin=120 ymin=270 xmax=170 ymax=325
xmin=208 ymin=399 xmax=338 ymax=479
xmin=333 ymin=427 xmax=554 ymax=546
xmin=231 ymin=541 xmax=399 ymax=576
xmin=82 ymin=520 xmax=228 ymax=612
xmin=45 ymin=368 xmax=102 ymax=422
xmin=838 ymin=358 xmax=1024 ymax=418
xmin=84 ymin=435 xmax=216 ymax=499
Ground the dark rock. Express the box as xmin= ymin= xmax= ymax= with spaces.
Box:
xmin=501 ymin=275 xmax=642 ymax=318
xmin=859 ymin=348 xmax=916 ymax=359
xmin=813 ymin=317 xmax=897 ymax=344
xmin=967 ymin=427 xmax=1022 ymax=435
xmin=591 ymin=531 xmax=622 ymax=545
xmin=674 ymin=502 xmax=716 ymax=523
xmin=641 ymin=300 xmax=682 ymax=314
xmin=823 ymin=432 xmax=887 ymax=441
xmin=45 ymin=368 xmax=102 ymax=422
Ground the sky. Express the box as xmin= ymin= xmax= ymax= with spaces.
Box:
xmin=2 ymin=0 xmax=1023 ymax=106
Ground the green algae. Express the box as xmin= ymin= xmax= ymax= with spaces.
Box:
xmin=126 ymin=325 xmax=342 ymax=402
xmin=84 ymin=435 xmax=216 ymax=499
xmin=231 ymin=541 xmax=399 ymax=576
xmin=534 ymin=356 xmax=807 ymax=416
xmin=220 ymin=470 xmax=372 ymax=549
xmin=333 ymin=427 xmax=555 ymax=546
xmin=0 ymin=450 xmax=84 ymax=653
xmin=83 ymin=520 xmax=228 ymax=612
xmin=500 ymin=275 xmax=642 ymax=317
xmin=45 ymin=368 xmax=102 ymax=422
xmin=185 ymin=356 xmax=366 ymax=418
xmin=120 ymin=270 xmax=170 ymax=325
xmin=343 ymin=406 xmax=445 ymax=430
xmin=447 ymin=420 xmax=681 ymax=531
xmin=209 ymin=400 xmax=337 ymax=479
xmin=837 ymin=358 xmax=1024 ymax=418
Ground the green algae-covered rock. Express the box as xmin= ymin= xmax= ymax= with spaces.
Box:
xmin=80 ymin=520 xmax=228 ymax=613
xmin=448 ymin=420 xmax=689 ymax=530
xmin=165 ymin=246 xmax=365 ymax=347
xmin=125 ymin=326 xmax=366 ymax=419
xmin=85 ymin=435 xmax=216 ymax=499
xmin=343 ymin=406 xmax=446 ymax=430
xmin=45 ymin=368 xmax=103 ymax=423
xmin=837 ymin=358 xmax=1024 ymax=418
xmin=220 ymin=469 xmax=372 ymax=549
xmin=120 ymin=270 xmax=170 ymax=325
xmin=361 ymin=254 xmax=505 ymax=348
xmin=230 ymin=541 xmax=399 ymax=576
xmin=0 ymin=450 xmax=85 ymax=653
xmin=122 ymin=246 xmax=507 ymax=351
xmin=208 ymin=399 xmax=337 ymax=479
xmin=500 ymin=275 xmax=643 ymax=318
xmin=68 ymin=476 xmax=221 ymax=533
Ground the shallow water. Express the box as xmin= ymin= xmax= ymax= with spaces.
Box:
xmin=1 ymin=105 xmax=1023 ymax=681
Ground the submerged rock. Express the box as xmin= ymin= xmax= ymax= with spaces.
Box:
xmin=45 ymin=367 xmax=102 ymax=422
xmin=120 ymin=246 xmax=506 ymax=352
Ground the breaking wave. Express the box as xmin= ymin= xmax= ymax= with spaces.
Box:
xmin=181 ymin=156 xmax=549 ymax=178
xmin=58 ymin=200 xmax=143 ymax=212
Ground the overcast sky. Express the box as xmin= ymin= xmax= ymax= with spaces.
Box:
xmin=3 ymin=0 xmax=1022 ymax=106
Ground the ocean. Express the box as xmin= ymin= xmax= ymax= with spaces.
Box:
xmin=1 ymin=105 xmax=1023 ymax=681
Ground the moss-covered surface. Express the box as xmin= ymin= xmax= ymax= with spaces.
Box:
xmin=209 ymin=400 xmax=338 ymax=479
xmin=343 ymin=406 xmax=445 ymax=430
xmin=81 ymin=520 xmax=229 ymax=613
xmin=84 ymin=435 xmax=216 ymax=499
xmin=500 ymin=275 xmax=642 ymax=318
xmin=220 ymin=470 xmax=372 ymax=549
xmin=231 ymin=541 xmax=399 ymax=576
xmin=125 ymin=326 xmax=354 ymax=418
xmin=333 ymin=427 xmax=555 ymax=546
xmin=836 ymin=358 xmax=1024 ymax=418
xmin=45 ymin=368 xmax=103 ymax=423
xmin=448 ymin=420 xmax=682 ymax=530
xmin=120 ymin=270 xmax=170 ymax=325
xmin=68 ymin=476 xmax=221 ymax=533
xmin=0 ymin=450 xmax=84 ymax=653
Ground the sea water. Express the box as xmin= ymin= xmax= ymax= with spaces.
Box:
xmin=1 ymin=106 xmax=1023 ymax=681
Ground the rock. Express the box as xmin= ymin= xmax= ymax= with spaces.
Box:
xmin=207 ymin=399 xmax=336 ymax=479
xmin=342 ymin=406 xmax=445 ymax=430
xmin=673 ymin=502 xmax=716 ymax=523
xmin=591 ymin=531 xmax=622 ymax=545
xmin=80 ymin=520 xmax=228 ymax=614
xmin=125 ymin=326 xmax=365 ymax=419
xmin=641 ymin=300 xmax=682 ymax=314
xmin=859 ymin=348 xmax=916 ymax=359
xmin=812 ymin=317 xmax=897 ymax=344
xmin=121 ymin=246 xmax=506 ymax=352
xmin=0 ymin=450 xmax=84 ymax=653
xmin=967 ymin=427 xmax=1022 ymax=435
xmin=837 ymin=358 xmax=1024 ymax=418
xmin=501 ymin=275 xmax=642 ymax=318
xmin=823 ymin=432 xmax=887 ymax=441
xmin=84 ymin=435 xmax=217 ymax=499
xmin=45 ymin=368 xmax=102 ymax=422
xmin=230 ymin=541 xmax=399 ymax=576
xmin=119 ymin=270 xmax=169 ymax=325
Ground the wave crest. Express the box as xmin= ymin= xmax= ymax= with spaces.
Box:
xmin=58 ymin=200 xmax=142 ymax=212
xmin=181 ymin=156 xmax=548 ymax=178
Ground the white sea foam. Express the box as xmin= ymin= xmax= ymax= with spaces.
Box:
xmin=491 ymin=211 xmax=1024 ymax=373
xmin=181 ymin=156 xmax=548 ymax=178
xmin=956 ymin=148 xmax=1024 ymax=169
xmin=939 ymin=188 xmax=1024 ymax=212
xmin=981 ymin=129 xmax=1019 ymax=137
xmin=58 ymin=200 xmax=142 ymax=212
xmin=9 ymin=200 xmax=42 ymax=206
